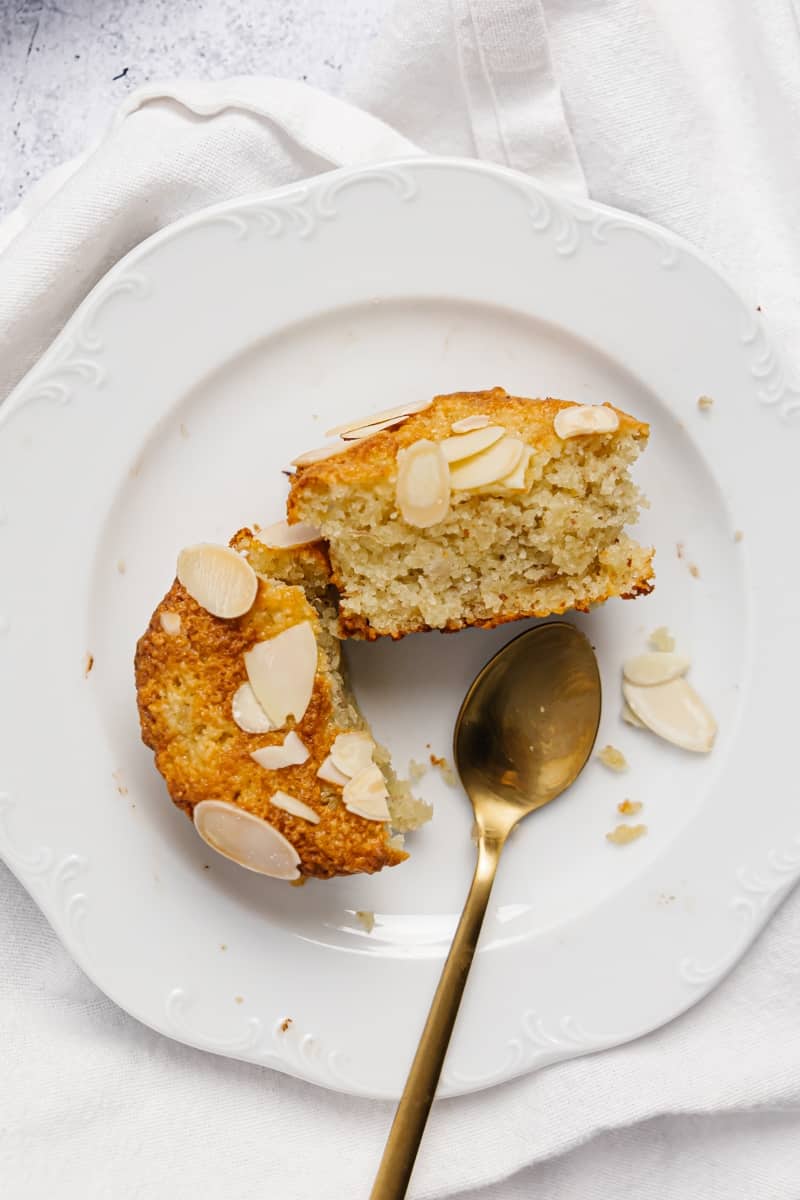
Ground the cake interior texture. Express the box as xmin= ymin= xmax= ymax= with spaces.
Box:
xmin=238 ymin=534 xmax=430 ymax=833
xmin=290 ymin=393 xmax=653 ymax=639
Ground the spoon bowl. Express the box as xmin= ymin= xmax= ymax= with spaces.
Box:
xmin=371 ymin=622 xmax=602 ymax=1199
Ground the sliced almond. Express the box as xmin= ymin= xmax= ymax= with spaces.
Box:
xmin=250 ymin=731 xmax=309 ymax=771
xmin=622 ymin=702 xmax=646 ymax=729
xmin=623 ymin=678 xmax=717 ymax=753
xmin=193 ymin=800 xmax=300 ymax=879
xmin=451 ymin=414 xmax=491 ymax=433
xmin=291 ymin=443 xmax=350 ymax=468
xmin=255 ymin=520 xmax=322 ymax=549
xmin=553 ymin=405 xmax=620 ymax=439
xmin=497 ymin=444 xmax=532 ymax=491
xmin=330 ymin=731 xmax=375 ymax=778
xmin=232 ymin=682 xmax=273 ymax=734
xmin=623 ymin=652 xmax=690 ymax=687
xmin=326 ymin=398 xmax=431 ymax=438
xmin=449 ymin=436 xmax=524 ymax=490
xmin=244 ymin=621 xmax=317 ymax=728
xmin=340 ymin=416 xmax=409 ymax=441
xmin=270 ymin=789 xmax=320 ymax=824
xmin=177 ymin=543 xmax=258 ymax=619
xmin=343 ymin=763 xmax=392 ymax=822
xmin=317 ymin=755 xmax=350 ymax=787
xmin=440 ymin=425 xmax=505 ymax=464
xmin=395 ymin=439 xmax=450 ymax=528
xmin=159 ymin=611 xmax=182 ymax=636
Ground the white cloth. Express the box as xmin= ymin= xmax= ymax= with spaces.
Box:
xmin=2 ymin=2 xmax=800 ymax=1197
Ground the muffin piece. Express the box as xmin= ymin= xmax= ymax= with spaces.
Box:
xmin=288 ymin=388 xmax=654 ymax=639
xmin=135 ymin=530 xmax=430 ymax=881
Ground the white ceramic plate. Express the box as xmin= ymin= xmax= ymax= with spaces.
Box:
xmin=1 ymin=158 xmax=798 ymax=1100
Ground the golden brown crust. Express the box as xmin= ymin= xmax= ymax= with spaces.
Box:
xmin=134 ymin=562 xmax=406 ymax=880
xmin=287 ymin=387 xmax=648 ymax=519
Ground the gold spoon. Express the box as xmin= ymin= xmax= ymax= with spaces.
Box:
xmin=370 ymin=621 xmax=602 ymax=1199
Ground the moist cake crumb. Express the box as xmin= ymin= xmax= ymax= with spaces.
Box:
xmin=598 ymin=744 xmax=628 ymax=772
xmin=617 ymin=799 xmax=643 ymax=815
xmin=606 ymin=823 xmax=647 ymax=845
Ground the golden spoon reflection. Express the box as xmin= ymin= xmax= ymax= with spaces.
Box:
xmin=370 ymin=621 xmax=602 ymax=1200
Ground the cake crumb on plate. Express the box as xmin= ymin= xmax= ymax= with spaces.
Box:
xmin=606 ymin=823 xmax=647 ymax=845
xmin=617 ymin=799 xmax=643 ymax=815
xmin=598 ymin=744 xmax=628 ymax=772
xmin=356 ymin=910 xmax=375 ymax=933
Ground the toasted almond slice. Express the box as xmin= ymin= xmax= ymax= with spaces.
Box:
xmin=244 ymin=621 xmax=317 ymax=728
xmin=159 ymin=611 xmax=182 ymax=636
xmin=255 ymin=520 xmax=322 ymax=549
xmin=232 ymin=682 xmax=274 ymax=734
xmin=326 ymin=398 xmax=431 ymax=438
xmin=440 ymin=425 xmax=505 ymax=464
xmin=622 ymin=702 xmax=646 ymax=729
xmin=270 ymin=789 xmax=320 ymax=824
xmin=330 ymin=731 xmax=375 ymax=778
xmin=451 ymin=414 xmax=491 ymax=433
xmin=193 ymin=800 xmax=300 ymax=879
xmin=250 ymin=731 xmax=309 ymax=771
xmin=623 ymin=652 xmax=691 ymax=686
xmin=623 ymin=678 xmax=717 ymax=753
xmin=317 ymin=755 xmax=350 ymax=787
xmin=553 ymin=405 xmax=619 ymax=439
xmin=497 ymin=444 xmax=533 ymax=491
xmin=343 ymin=763 xmax=391 ymax=821
xmin=177 ymin=543 xmax=258 ymax=619
xmin=340 ymin=416 xmax=409 ymax=441
xmin=291 ymin=443 xmax=350 ymax=468
xmin=449 ymin=436 xmax=524 ymax=490
xmin=395 ymin=439 xmax=451 ymax=528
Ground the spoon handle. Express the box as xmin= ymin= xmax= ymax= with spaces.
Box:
xmin=370 ymin=832 xmax=506 ymax=1200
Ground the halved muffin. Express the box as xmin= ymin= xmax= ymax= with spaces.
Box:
xmin=288 ymin=388 xmax=654 ymax=639
xmin=135 ymin=531 xmax=430 ymax=881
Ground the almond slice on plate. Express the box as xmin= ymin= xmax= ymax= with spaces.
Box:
xmin=343 ymin=763 xmax=391 ymax=821
xmin=622 ymin=678 xmax=717 ymax=752
xmin=177 ymin=543 xmax=258 ymax=619
xmin=244 ymin=621 xmax=317 ymax=728
xmin=623 ymin=652 xmax=690 ymax=686
xmin=330 ymin=731 xmax=375 ymax=778
xmin=326 ymin=398 xmax=431 ymax=438
xmin=395 ymin=439 xmax=451 ymax=528
xmin=193 ymin=800 xmax=301 ymax=879
xmin=497 ymin=444 xmax=532 ymax=491
xmin=291 ymin=443 xmax=351 ymax=468
xmin=449 ymin=436 xmax=524 ymax=490
xmin=451 ymin=414 xmax=491 ymax=433
xmin=159 ymin=611 xmax=182 ymax=636
xmin=250 ymin=731 xmax=309 ymax=770
xmin=553 ymin=405 xmax=619 ymax=439
xmin=317 ymin=755 xmax=350 ymax=787
xmin=439 ymin=425 xmax=506 ymax=464
xmin=255 ymin=520 xmax=322 ymax=549
xmin=622 ymin=702 xmax=646 ymax=729
xmin=270 ymin=789 xmax=320 ymax=824
xmin=232 ymin=682 xmax=273 ymax=734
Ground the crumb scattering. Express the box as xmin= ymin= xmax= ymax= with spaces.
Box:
xmin=84 ymin=653 xmax=94 ymax=678
xmin=649 ymin=626 xmax=675 ymax=653
xmin=697 ymin=395 xmax=714 ymax=411
xmin=617 ymin=799 xmax=643 ymax=815
xmin=734 ymin=530 xmax=743 ymax=543
xmin=676 ymin=542 xmax=684 ymax=560
xmin=408 ymin=759 xmax=427 ymax=782
xmin=280 ymin=1017 xmax=293 ymax=1033
xmin=598 ymin=744 xmax=628 ymax=772
xmin=429 ymin=753 xmax=457 ymax=786
xmin=606 ymin=823 xmax=647 ymax=845
xmin=112 ymin=770 xmax=128 ymax=797
xmin=117 ymin=559 xmax=126 ymax=575
xmin=180 ymin=423 xmax=190 ymax=438
xmin=289 ymin=876 xmax=308 ymax=888
xmin=234 ymin=996 xmax=244 ymax=1005
xmin=688 ymin=563 xmax=700 ymax=579
xmin=355 ymin=910 xmax=375 ymax=933
xmin=220 ymin=944 xmax=227 ymax=951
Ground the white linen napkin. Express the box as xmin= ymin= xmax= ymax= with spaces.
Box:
xmin=2 ymin=2 xmax=800 ymax=1197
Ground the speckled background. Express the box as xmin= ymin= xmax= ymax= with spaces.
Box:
xmin=0 ymin=0 xmax=388 ymax=218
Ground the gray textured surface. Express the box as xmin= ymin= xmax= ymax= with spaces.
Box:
xmin=0 ymin=0 xmax=388 ymax=218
